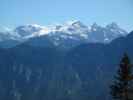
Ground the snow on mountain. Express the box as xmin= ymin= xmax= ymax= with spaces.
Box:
xmin=88 ymin=22 xmax=128 ymax=43
xmin=0 ymin=21 xmax=128 ymax=48
xmin=14 ymin=24 xmax=50 ymax=39
xmin=61 ymin=20 xmax=90 ymax=34
xmin=106 ymin=22 xmax=127 ymax=35
xmin=46 ymin=21 xmax=90 ymax=42
xmin=11 ymin=21 xmax=128 ymax=42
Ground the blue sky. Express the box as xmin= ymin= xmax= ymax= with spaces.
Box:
xmin=0 ymin=0 xmax=133 ymax=31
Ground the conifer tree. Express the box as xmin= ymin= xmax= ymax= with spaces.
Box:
xmin=110 ymin=53 xmax=133 ymax=100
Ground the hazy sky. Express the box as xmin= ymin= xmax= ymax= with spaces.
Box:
xmin=0 ymin=0 xmax=133 ymax=31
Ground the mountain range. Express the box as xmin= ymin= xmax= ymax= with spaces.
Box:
xmin=0 ymin=21 xmax=128 ymax=49
xmin=0 ymin=21 xmax=132 ymax=100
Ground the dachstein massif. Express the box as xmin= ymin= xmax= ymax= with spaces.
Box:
xmin=0 ymin=21 xmax=132 ymax=100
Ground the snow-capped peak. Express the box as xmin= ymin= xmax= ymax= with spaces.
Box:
xmin=0 ymin=21 xmax=128 ymax=45
xmin=14 ymin=24 xmax=41 ymax=36
xmin=106 ymin=22 xmax=127 ymax=35
xmin=65 ymin=20 xmax=85 ymax=27
xmin=14 ymin=24 xmax=52 ymax=39
xmin=90 ymin=23 xmax=103 ymax=32
xmin=106 ymin=22 xmax=119 ymax=29
xmin=58 ymin=20 xmax=89 ymax=34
